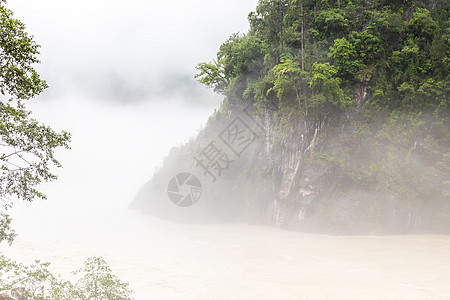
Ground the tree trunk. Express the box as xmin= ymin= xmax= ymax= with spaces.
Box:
xmin=295 ymin=86 xmax=302 ymax=112
xmin=278 ymin=0 xmax=285 ymax=58
xmin=300 ymin=2 xmax=307 ymax=115
xmin=314 ymin=3 xmax=317 ymax=21
xmin=301 ymin=2 xmax=304 ymax=72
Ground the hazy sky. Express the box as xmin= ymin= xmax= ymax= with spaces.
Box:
xmin=7 ymin=0 xmax=260 ymax=236
xmin=8 ymin=0 xmax=258 ymax=102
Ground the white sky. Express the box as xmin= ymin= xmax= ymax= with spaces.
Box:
xmin=5 ymin=0 xmax=259 ymax=237
xmin=8 ymin=0 xmax=258 ymax=102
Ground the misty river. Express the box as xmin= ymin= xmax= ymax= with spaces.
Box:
xmin=2 ymin=209 xmax=450 ymax=299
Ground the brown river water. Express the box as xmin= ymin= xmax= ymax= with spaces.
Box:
xmin=2 ymin=210 xmax=450 ymax=300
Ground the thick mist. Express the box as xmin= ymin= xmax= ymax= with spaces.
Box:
xmin=8 ymin=0 xmax=257 ymax=102
xmin=10 ymin=94 xmax=218 ymax=240
xmin=5 ymin=0 xmax=257 ymax=239
xmin=2 ymin=1 xmax=450 ymax=299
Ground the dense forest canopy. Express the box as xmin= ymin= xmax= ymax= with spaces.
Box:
xmin=196 ymin=0 xmax=449 ymax=117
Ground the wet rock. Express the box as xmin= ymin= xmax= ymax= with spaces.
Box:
xmin=0 ymin=287 xmax=28 ymax=300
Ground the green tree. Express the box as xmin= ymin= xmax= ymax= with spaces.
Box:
xmin=268 ymin=54 xmax=307 ymax=112
xmin=328 ymin=36 xmax=362 ymax=81
xmin=195 ymin=34 xmax=265 ymax=94
xmin=72 ymin=257 xmax=133 ymax=300
xmin=0 ymin=255 xmax=134 ymax=299
xmin=308 ymin=62 xmax=351 ymax=109
xmin=0 ymin=1 xmax=71 ymax=244
xmin=248 ymin=0 xmax=290 ymax=66
xmin=316 ymin=9 xmax=349 ymax=38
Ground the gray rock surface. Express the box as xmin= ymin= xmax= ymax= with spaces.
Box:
xmin=130 ymin=102 xmax=450 ymax=234
xmin=0 ymin=287 xmax=28 ymax=300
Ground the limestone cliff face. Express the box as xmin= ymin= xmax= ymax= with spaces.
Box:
xmin=130 ymin=102 xmax=450 ymax=234
xmin=254 ymin=106 xmax=449 ymax=234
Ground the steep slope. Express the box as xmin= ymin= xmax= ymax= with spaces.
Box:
xmin=130 ymin=0 xmax=449 ymax=234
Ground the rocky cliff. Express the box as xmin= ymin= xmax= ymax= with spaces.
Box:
xmin=130 ymin=0 xmax=450 ymax=234
xmin=130 ymin=99 xmax=450 ymax=234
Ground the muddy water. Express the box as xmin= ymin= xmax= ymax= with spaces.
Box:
xmin=2 ymin=210 xmax=450 ymax=299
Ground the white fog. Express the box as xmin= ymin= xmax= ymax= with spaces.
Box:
xmin=1 ymin=0 xmax=450 ymax=299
